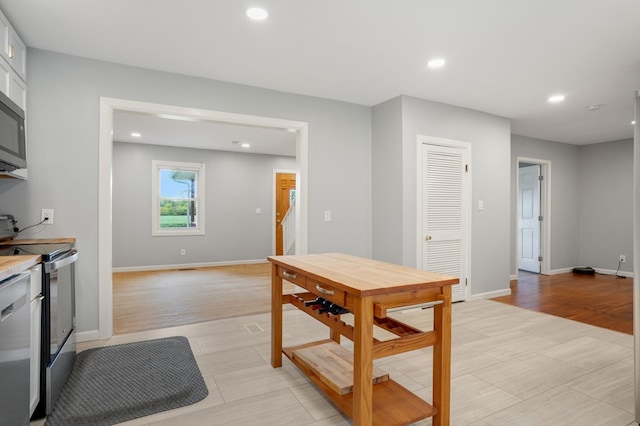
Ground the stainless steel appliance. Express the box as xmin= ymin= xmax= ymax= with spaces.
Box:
xmin=0 ymin=89 xmax=26 ymax=172
xmin=0 ymin=270 xmax=31 ymax=425
xmin=0 ymin=242 xmax=78 ymax=419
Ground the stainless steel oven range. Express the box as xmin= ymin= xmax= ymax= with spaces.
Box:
xmin=0 ymin=242 xmax=78 ymax=419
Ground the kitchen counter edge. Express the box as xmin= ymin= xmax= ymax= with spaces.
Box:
xmin=0 ymin=255 xmax=41 ymax=281
xmin=1 ymin=237 xmax=76 ymax=245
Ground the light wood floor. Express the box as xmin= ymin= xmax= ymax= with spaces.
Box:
xmin=113 ymin=264 xmax=633 ymax=335
xmin=113 ymin=263 xmax=294 ymax=335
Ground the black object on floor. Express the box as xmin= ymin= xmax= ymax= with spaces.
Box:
xmin=573 ymin=266 xmax=595 ymax=275
xmin=45 ymin=336 xmax=208 ymax=426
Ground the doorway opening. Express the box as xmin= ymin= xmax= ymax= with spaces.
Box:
xmin=274 ymin=171 xmax=296 ymax=255
xmin=98 ymin=97 xmax=309 ymax=339
xmin=516 ymin=157 xmax=551 ymax=276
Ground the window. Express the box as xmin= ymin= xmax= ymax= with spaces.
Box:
xmin=152 ymin=160 xmax=205 ymax=236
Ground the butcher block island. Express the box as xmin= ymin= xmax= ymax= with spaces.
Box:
xmin=268 ymin=253 xmax=458 ymax=426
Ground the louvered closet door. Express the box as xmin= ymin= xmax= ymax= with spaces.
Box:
xmin=421 ymin=143 xmax=467 ymax=302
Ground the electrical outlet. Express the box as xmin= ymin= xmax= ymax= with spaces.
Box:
xmin=180 ymin=248 xmax=186 ymax=256
xmin=41 ymin=208 xmax=54 ymax=225
xmin=619 ymin=254 xmax=626 ymax=263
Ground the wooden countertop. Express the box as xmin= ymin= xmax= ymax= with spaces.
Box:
xmin=0 ymin=237 xmax=76 ymax=245
xmin=0 ymin=255 xmax=40 ymax=281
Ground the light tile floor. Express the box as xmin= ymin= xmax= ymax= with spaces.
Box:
xmin=37 ymin=299 xmax=638 ymax=425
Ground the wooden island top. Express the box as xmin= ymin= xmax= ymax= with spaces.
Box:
xmin=268 ymin=253 xmax=458 ymax=297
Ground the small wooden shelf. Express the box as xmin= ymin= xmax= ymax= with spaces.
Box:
xmin=283 ymin=342 xmax=437 ymax=425
xmin=289 ymin=341 xmax=389 ymax=395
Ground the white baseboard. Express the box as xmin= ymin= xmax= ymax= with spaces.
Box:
xmin=594 ymin=268 xmax=634 ymax=278
xmin=514 ymin=267 xmax=635 ymax=278
xmin=549 ymin=267 xmax=574 ymax=275
xmin=112 ymin=258 xmax=269 ymax=273
xmin=509 ymin=274 xmax=518 ymax=281
xmin=468 ymin=288 xmax=511 ymax=301
xmin=548 ymin=266 xmax=634 ymax=278
xmin=76 ymin=329 xmax=101 ymax=343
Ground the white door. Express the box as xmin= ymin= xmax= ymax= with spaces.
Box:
xmin=419 ymin=141 xmax=470 ymax=302
xmin=518 ymin=165 xmax=541 ymax=273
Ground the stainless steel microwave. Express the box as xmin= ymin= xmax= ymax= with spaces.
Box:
xmin=0 ymin=90 xmax=25 ymax=172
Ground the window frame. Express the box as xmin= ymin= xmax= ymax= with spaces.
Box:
xmin=151 ymin=159 xmax=206 ymax=236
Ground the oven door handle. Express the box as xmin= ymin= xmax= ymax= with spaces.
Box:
xmin=49 ymin=250 xmax=79 ymax=270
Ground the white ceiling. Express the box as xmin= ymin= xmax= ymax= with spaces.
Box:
xmin=2 ymin=0 xmax=639 ymax=148
xmin=113 ymin=110 xmax=297 ymax=157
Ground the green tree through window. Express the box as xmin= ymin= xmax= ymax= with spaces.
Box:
xmin=152 ymin=160 xmax=205 ymax=236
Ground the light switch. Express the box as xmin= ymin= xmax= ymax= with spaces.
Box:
xmin=324 ymin=210 xmax=331 ymax=221
xmin=255 ymin=208 xmax=261 ymax=214
xmin=478 ymin=200 xmax=484 ymax=211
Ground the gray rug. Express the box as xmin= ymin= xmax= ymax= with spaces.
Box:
xmin=45 ymin=336 xmax=208 ymax=426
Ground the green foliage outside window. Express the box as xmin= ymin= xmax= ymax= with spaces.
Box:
xmin=159 ymin=200 xmax=198 ymax=227
xmin=159 ymin=169 xmax=198 ymax=228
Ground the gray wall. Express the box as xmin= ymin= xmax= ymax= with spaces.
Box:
xmin=371 ymin=97 xmax=403 ymax=264
xmin=112 ymin=142 xmax=295 ymax=268
xmin=578 ymin=138 xmax=633 ymax=273
xmin=372 ymin=95 xmax=512 ymax=297
xmin=0 ymin=48 xmax=372 ymax=333
xmin=510 ymin=135 xmax=633 ymax=275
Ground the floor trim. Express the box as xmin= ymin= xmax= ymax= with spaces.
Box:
xmin=112 ymin=258 xmax=269 ymax=273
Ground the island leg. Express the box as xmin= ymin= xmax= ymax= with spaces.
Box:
xmin=353 ymin=295 xmax=374 ymax=425
xmin=271 ymin=264 xmax=283 ymax=368
xmin=432 ymin=286 xmax=452 ymax=426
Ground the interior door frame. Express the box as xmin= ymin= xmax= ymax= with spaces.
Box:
xmin=517 ymin=164 xmax=541 ymax=273
xmin=97 ymin=97 xmax=309 ymax=340
xmin=416 ymin=135 xmax=471 ymax=301
xmin=515 ymin=157 xmax=551 ymax=276
xmin=273 ymin=169 xmax=297 ymax=255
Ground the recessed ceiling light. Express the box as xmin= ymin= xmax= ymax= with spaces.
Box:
xmin=246 ymin=7 xmax=268 ymax=20
xmin=427 ymin=58 xmax=446 ymax=69
xmin=131 ymin=132 xmax=141 ymax=138
xmin=241 ymin=143 xmax=251 ymax=149
xmin=633 ymin=120 xmax=637 ymax=125
xmin=548 ymin=94 xmax=566 ymax=103
xmin=586 ymin=104 xmax=603 ymax=111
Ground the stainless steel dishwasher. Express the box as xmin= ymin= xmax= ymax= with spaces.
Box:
xmin=0 ymin=270 xmax=30 ymax=426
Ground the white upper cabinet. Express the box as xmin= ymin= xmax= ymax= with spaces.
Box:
xmin=0 ymin=54 xmax=11 ymax=95
xmin=9 ymin=69 xmax=26 ymax=109
xmin=7 ymin=29 xmax=26 ymax=81
xmin=0 ymin=11 xmax=10 ymax=62
xmin=0 ymin=8 xmax=26 ymax=108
